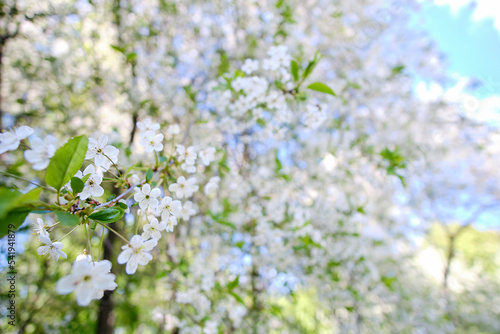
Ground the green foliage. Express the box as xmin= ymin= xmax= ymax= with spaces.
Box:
xmin=380 ymin=147 xmax=407 ymax=186
xmin=70 ymin=177 xmax=84 ymax=195
xmin=88 ymin=207 xmax=125 ymax=224
xmin=0 ymin=187 xmax=42 ymax=237
xmin=56 ymin=211 xmax=80 ymax=227
xmin=146 ymin=168 xmax=153 ymax=183
xmin=290 ymin=60 xmax=299 ymax=82
xmin=306 ymin=82 xmax=336 ymax=96
xmin=45 ymin=135 xmax=88 ymax=191
xmin=227 ymin=276 xmax=239 ymax=290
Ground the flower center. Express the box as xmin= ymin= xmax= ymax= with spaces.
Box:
xmin=83 ymin=275 xmax=91 ymax=282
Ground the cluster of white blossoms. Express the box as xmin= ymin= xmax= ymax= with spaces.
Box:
xmin=138 ymin=117 xmax=164 ymax=152
xmin=206 ymin=46 xmax=333 ymax=145
xmin=0 ymin=115 xmax=221 ymax=307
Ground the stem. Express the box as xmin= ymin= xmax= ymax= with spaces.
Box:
xmin=103 ymin=152 xmax=122 ymax=177
xmin=97 ymin=226 xmax=105 ymax=260
xmin=100 ymin=223 xmax=131 ymax=245
xmin=95 ymin=185 xmax=137 ymax=209
xmin=0 ymin=171 xmax=56 ymax=192
xmin=84 ymin=223 xmax=94 ymax=262
xmin=57 ymin=225 xmax=80 ymax=242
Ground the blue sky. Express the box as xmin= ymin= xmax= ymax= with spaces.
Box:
xmin=414 ymin=0 xmax=500 ymax=98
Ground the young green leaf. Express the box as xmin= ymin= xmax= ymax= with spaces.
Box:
xmin=89 ymin=207 xmax=125 ymax=224
xmin=290 ymin=60 xmax=299 ymax=82
xmin=146 ymin=169 xmax=153 ymax=183
xmin=307 ymin=82 xmax=336 ymax=96
xmin=56 ymin=211 xmax=80 ymax=226
xmin=106 ymin=194 xmax=117 ymax=202
xmin=71 ymin=177 xmax=84 ymax=195
xmin=81 ymin=173 xmax=91 ymax=184
xmin=229 ymin=292 xmax=245 ymax=306
xmin=116 ymin=201 xmax=128 ymax=210
xmin=45 ymin=135 xmax=88 ymax=191
xmin=227 ymin=276 xmax=239 ymax=291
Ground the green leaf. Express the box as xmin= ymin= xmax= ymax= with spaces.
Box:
xmin=81 ymin=173 xmax=91 ymax=184
xmin=0 ymin=188 xmax=22 ymax=218
xmin=110 ymin=44 xmax=126 ymax=54
xmin=45 ymin=135 xmax=88 ymax=191
xmin=290 ymin=60 xmax=299 ymax=82
xmin=89 ymin=207 xmax=125 ymax=224
xmin=56 ymin=211 xmax=80 ymax=226
xmin=302 ymin=52 xmax=322 ymax=81
xmin=116 ymin=202 xmax=128 ymax=210
xmin=307 ymin=82 xmax=336 ymax=96
xmin=227 ymin=276 xmax=239 ymax=290
xmin=229 ymin=292 xmax=245 ymax=306
xmin=106 ymin=194 xmax=117 ymax=202
xmin=146 ymin=169 xmax=153 ymax=183
xmin=126 ymin=52 xmax=137 ymax=63
xmin=0 ymin=187 xmax=42 ymax=237
xmin=71 ymin=177 xmax=84 ymax=195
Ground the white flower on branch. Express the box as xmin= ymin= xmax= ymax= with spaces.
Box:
xmin=56 ymin=256 xmax=117 ymax=306
xmin=37 ymin=234 xmax=67 ymax=261
xmin=85 ymin=135 xmax=119 ymax=170
xmin=0 ymin=125 xmax=33 ymax=154
xmin=24 ymin=135 xmax=57 ymax=170
xmin=117 ymin=235 xmax=157 ymax=275
xmin=137 ymin=117 xmax=160 ymax=136
xmin=79 ymin=164 xmax=104 ymax=200
xmin=139 ymin=131 xmax=164 ymax=152
xmin=156 ymin=196 xmax=182 ymax=221
xmin=198 ymin=147 xmax=216 ymax=166
xmin=141 ymin=217 xmax=166 ymax=241
xmin=168 ymin=176 xmax=198 ymax=199
xmin=134 ymin=184 xmax=161 ymax=210
xmin=32 ymin=217 xmax=49 ymax=236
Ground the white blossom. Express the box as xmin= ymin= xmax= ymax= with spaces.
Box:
xmin=32 ymin=218 xmax=49 ymax=236
xmin=0 ymin=125 xmax=33 ymax=154
xmin=117 ymin=235 xmax=157 ymax=275
xmin=79 ymin=164 xmax=104 ymax=200
xmin=85 ymin=135 xmax=119 ymax=170
xmin=241 ymin=58 xmax=259 ymax=74
xmin=198 ymin=147 xmax=216 ymax=166
xmin=165 ymin=215 xmax=178 ymax=232
xmin=180 ymin=201 xmax=196 ymax=221
xmin=56 ymin=257 xmax=117 ymax=306
xmin=37 ymin=234 xmax=67 ymax=260
xmin=169 ymin=176 xmax=199 ymax=199
xmin=134 ymin=184 xmax=161 ymax=210
xmin=157 ymin=196 xmax=182 ymax=221
xmin=139 ymin=131 xmax=164 ymax=152
xmin=137 ymin=117 xmax=160 ymax=135
xmin=141 ymin=217 xmax=166 ymax=241
xmin=204 ymin=176 xmax=220 ymax=197
xmin=24 ymin=135 xmax=57 ymax=170
xmin=176 ymin=145 xmax=197 ymax=164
